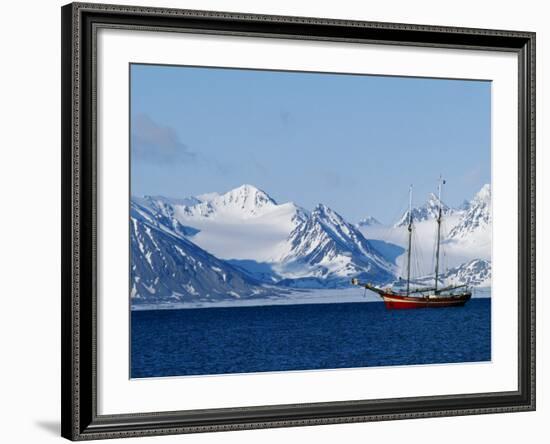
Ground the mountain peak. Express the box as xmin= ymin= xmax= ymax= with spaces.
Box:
xmin=230 ymin=183 xmax=263 ymax=194
xmin=357 ymin=216 xmax=381 ymax=227
xmin=473 ymin=184 xmax=491 ymax=203
xmin=426 ymin=192 xmax=449 ymax=210
xmin=448 ymin=184 xmax=491 ymax=240
xmin=177 ymin=184 xmax=280 ymax=220
xmin=277 ymin=202 xmax=395 ymax=285
xmin=312 ymin=203 xmax=347 ymax=225
xmin=394 ymin=193 xmax=452 ymax=227
xmin=223 ymin=184 xmax=277 ymax=205
xmin=313 ymin=202 xmax=332 ymax=213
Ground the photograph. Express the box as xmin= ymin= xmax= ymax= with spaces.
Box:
xmin=129 ymin=64 xmax=492 ymax=379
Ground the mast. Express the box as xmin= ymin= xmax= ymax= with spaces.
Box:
xmin=406 ymin=185 xmax=413 ymax=296
xmin=434 ymin=176 xmax=444 ymax=293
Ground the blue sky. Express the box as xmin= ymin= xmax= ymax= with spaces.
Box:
xmin=130 ymin=64 xmax=491 ymax=224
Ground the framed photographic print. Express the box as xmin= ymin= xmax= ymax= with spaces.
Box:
xmin=61 ymin=2 xmax=536 ymax=440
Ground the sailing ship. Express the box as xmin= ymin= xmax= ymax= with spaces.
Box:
xmin=352 ymin=177 xmax=472 ymax=309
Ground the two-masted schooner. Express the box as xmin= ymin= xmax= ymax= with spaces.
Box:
xmin=352 ymin=177 xmax=472 ymax=309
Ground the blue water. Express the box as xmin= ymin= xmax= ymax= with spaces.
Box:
xmin=131 ymin=299 xmax=491 ymax=378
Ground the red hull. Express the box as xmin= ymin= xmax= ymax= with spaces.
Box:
xmin=381 ymin=292 xmax=471 ymax=309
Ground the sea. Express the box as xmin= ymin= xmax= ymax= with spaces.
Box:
xmin=130 ymin=296 xmax=491 ymax=378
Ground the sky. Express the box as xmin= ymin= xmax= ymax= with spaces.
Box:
xmin=130 ymin=64 xmax=491 ymax=224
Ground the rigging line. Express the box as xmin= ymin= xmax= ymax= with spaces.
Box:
xmin=409 ymin=228 xmax=415 ymax=280
xmin=412 ymin=230 xmax=420 ymax=278
xmin=417 ymin=235 xmax=424 ymax=278
xmin=430 ymin=222 xmax=438 ymax=278
xmin=411 ymin=227 xmax=418 ymax=278
xmin=417 ymin=227 xmax=427 ymax=278
xmin=412 ymin=227 xmax=422 ymax=282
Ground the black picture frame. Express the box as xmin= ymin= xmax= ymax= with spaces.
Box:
xmin=61 ymin=2 xmax=536 ymax=440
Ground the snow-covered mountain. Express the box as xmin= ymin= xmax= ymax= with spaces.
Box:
xmin=180 ymin=184 xmax=280 ymax=219
xmin=130 ymin=182 xmax=493 ymax=306
xmin=357 ymin=216 xmax=381 ymax=227
xmin=409 ymin=259 xmax=491 ymax=289
xmin=136 ymin=185 xmax=307 ymax=261
xmin=135 ymin=195 xmax=202 ymax=209
xmin=448 ymin=184 xmax=491 ymax=241
xmin=358 ymin=184 xmax=491 ymax=282
xmin=131 ymin=199 xmax=199 ymax=238
xmin=135 ymin=185 xmax=306 ymax=224
xmin=394 ymin=193 xmax=455 ymax=227
xmin=457 ymin=199 xmax=471 ymax=212
xmin=442 ymin=259 xmax=491 ymax=287
xmin=130 ymin=208 xmax=278 ymax=305
xmin=273 ymin=203 xmax=395 ymax=286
